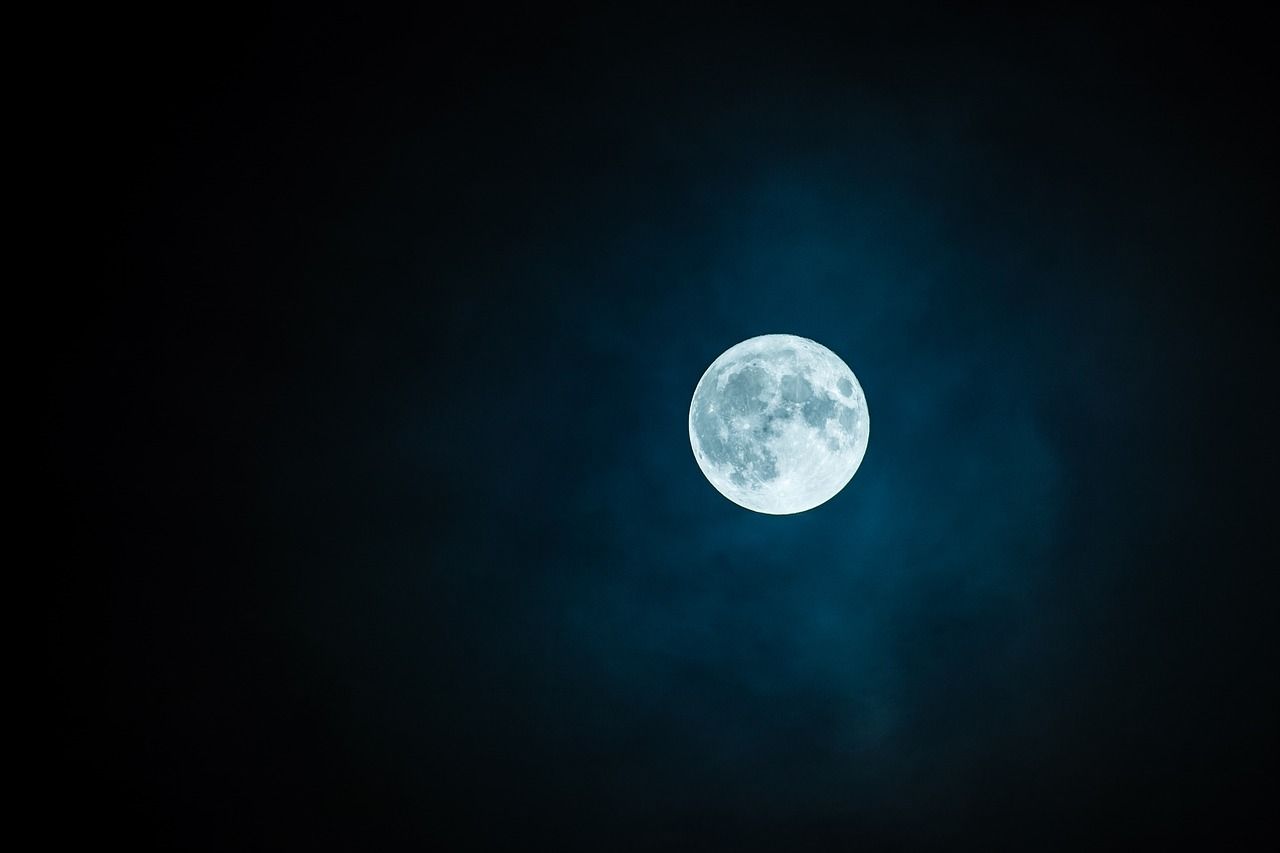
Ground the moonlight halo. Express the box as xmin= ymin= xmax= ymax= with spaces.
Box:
xmin=689 ymin=334 xmax=869 ymax=514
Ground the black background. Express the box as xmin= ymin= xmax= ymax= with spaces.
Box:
xmin=54 ymin=5 xmax=1276 ymax=850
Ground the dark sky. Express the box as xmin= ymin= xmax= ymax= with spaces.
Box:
xmin=56 ymin=6 xmax=1276 ymax=850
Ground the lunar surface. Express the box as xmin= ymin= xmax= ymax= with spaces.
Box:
xmin=689 ymin=334 xmax=869 ymax=514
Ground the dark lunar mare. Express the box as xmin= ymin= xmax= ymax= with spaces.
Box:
xmin=692 ymin=362 xmax=782 ymax=486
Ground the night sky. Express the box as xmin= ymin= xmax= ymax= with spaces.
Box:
xmin=56 ymin=6 xmax=1276 ymax=850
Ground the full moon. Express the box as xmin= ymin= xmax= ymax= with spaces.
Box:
xmin=689 ymin=334 xmax=869 ymax=514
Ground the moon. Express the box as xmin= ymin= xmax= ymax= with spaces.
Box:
xmin=688 ymin=334 xmax=869 ymax=514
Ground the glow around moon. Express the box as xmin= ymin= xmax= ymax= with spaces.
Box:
xmin=689 ymin=334 xmax=869 ymax=514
